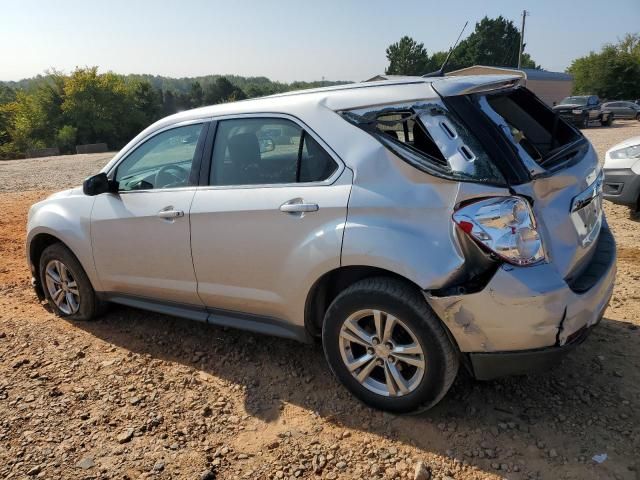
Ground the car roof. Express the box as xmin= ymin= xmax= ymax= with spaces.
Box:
xmin=102 ymin=74 xmax=522 ymax=173
xmin=160 ymin=74 xmax=521 ymax=124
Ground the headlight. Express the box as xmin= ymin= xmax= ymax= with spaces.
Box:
xmin=572 ymin=109 xmax=583 ymax=115
xmin=610 ymin=145 xmax=640 ymax=159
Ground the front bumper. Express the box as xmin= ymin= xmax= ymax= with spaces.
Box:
xmin=603 ymin=168 xmax=640 ymax=207
xmin=557 ymin=113 xmax=583 ymax=125
xmin=425 ymin=225 xmax=616 ymax=376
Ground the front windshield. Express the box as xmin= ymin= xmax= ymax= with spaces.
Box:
xmin=560 ymin=96 xmax=588 ymax=106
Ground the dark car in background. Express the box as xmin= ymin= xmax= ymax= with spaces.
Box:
xmin=602 ymin=101 xmax=640 ymax=121
xmin=553 ymin=95 xmax=613 ymax=128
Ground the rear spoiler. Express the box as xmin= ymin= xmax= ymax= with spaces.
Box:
xmin=431 ymin=75 xmax=522 ymax=97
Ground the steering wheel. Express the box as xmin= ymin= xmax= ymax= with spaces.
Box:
xmin=154 ymin=164 xmax=188 ymax=189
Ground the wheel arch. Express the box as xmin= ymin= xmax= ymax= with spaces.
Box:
xmin=28 ymin=232 xmax=75 ymax=300
xmin=304 ymin=265 xmax=423 ymax=338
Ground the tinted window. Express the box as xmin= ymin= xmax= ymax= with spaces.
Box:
xmin=115 ymin=124 xmax=203 ymax=191
xmin=210 ymin=117 xmax=337 ymax=186
xmin=300 ymin=133 xmax=338 ymax=182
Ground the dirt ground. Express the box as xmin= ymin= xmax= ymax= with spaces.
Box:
xmin=0 ymin=122 xmax=639 ymax=480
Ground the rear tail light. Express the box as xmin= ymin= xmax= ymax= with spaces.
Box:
xmin=453 ymin=196 xmax=545 ymax=266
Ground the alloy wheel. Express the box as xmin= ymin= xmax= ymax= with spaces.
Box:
xmin=338 ymin=309 xmax=426 ymax=397
xmin=44 ymin=259 xmax=80 ymax=315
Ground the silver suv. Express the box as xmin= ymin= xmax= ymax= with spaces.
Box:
xmin=27 ymin=76 xmax=616 ymax=412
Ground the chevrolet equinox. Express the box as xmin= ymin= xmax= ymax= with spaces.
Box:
xmin=27 ymin=76 xmax=616 ymax=412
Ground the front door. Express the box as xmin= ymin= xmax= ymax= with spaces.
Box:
xmin=91 ymin=122 xmax=208 ymax=305
xmin=189 ymin=116 xmax=351 ymax=324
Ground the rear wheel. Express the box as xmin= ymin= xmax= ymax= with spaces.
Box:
xmin=39 ymin=243 xmax=102 ymax=321
xmin=601 ymin=114 xmax=613 ymax=127
xmin=322 ymin=277 xmax=458 ymax=413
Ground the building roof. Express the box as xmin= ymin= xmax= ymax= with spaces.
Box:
xmin=447 ymin=65 xmax=573 ymax=82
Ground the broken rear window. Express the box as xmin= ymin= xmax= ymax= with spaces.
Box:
xmin=478 ymin=87 xmax=584 ymax=172
xmin=340 ymin=101 xmax=506 ymax=186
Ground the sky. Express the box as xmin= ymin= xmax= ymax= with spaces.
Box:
xmin=1 ymin=0 xmax=639 ymax=83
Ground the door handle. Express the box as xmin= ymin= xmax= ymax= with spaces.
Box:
xmin=157 ymin=208 xmax=184 ymax=219
xmin=280 ymin=201 xmax=319 ymax=213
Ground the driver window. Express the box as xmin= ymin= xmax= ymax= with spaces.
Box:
xmin=115 ymin=123 xmax=204 ymax=191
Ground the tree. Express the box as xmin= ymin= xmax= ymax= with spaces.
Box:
xmin=61 ymin=67 xmax=139 ymax=148
xmin=384 ymin=17 xmax=540 ymax=76
xmin=162 ymin=90 xmax=177 ymax=115
xmin=131 ymin=81 xmax=162 ymax=124
xmin=0 ymin=84 xmax=16 ymax=105
xmin=189 ymin=81 xmax=204 ymax=107
xmin=449 ymin=16 xmax=539 ymax=70
xmin=56 ymin=125 xmax=77 ymax=153
xmin=204 ymin=77 xmax=246 ymax=104
xmin=385 ymin=36 xmax=436 ymax=75
xmin=568 ymin=34 xmax=640 ymax=99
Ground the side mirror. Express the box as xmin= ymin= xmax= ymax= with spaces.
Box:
xmin=83 ymin=173 xmax=117 ymax=196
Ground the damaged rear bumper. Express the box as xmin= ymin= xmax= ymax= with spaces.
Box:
xmin=424 ymin=226 xmax=616 ymax=378
xmin=468 ymin=315 xmax=599 ymax=380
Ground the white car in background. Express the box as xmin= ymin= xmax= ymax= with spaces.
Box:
xmin=603 ymin=136 xmax=640 ymax=211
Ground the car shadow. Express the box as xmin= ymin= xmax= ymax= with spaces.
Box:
xmin=70 ymin=304 xmax=640 ymax=477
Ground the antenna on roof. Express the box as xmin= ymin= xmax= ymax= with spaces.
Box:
xmin=422 ymin=21 xmax=468 ymax=78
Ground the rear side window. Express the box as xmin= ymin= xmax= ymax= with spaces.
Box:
xmin=210 ymin=117 xmax=337 ymax=186
xmin=340 ymin=102 xmax=505 ymax=185
xmin=479 ymin=88 xmax=582 ymax=169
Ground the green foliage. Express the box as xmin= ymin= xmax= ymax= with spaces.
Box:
xmin=56 ymin=125 xmax=77 ymax=153
xmin=0 ymin=68 xmax=348 ymax=158
xmin=385 ymin=36 xmax=439 ymax=75
xmin=385 ymin=16 xmax=539 ymax=76
xmin=450 ymin=16 xmax=539 ymax=70
xmin=0 ymin=84 xmax=16 ymax=105
xmin=204 ymin=77 xmax=247 ymax=104
xmin=568 ymin=34 xmax=640 ymax=99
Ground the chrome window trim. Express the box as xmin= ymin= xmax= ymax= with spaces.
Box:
xmin=201 ymin=112 xmax=345 ymax=190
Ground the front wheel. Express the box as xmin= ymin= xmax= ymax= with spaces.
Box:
xmin=39 ymin=243 xmax=102 ymax=321
xmin=322 ymin=277 xmax=459 ymax=413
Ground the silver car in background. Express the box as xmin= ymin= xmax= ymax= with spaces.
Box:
xmin=27 ymin=76 xmax=616 ymax=412
xmin=601 ymin=101 xmax=640 ymax=121
xmin=603 ymin=135 xmax=640 ymax=211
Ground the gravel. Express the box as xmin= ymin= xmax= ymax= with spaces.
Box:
xmin=0 ymin=152 xmax=114 ymax=192
xmin=0 ymin=121 xmax=639 ymax=479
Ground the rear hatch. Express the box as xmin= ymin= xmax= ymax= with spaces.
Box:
xmin=435 ymin=81 xmax=603 ymax=281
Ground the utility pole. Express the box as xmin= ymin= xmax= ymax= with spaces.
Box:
xmin=517 ymin=10 xmax=529 ymax=69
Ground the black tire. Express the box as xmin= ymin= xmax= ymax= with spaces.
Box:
xmin=39 ymin=243 xmax=102 ymax=321
xmin=322 ymin=277 xmax=459 ymax=413
xmin=580 ymin=114 xmax=589 ymax=129
xmin=601 ymin=114 xmax=613 ymax=127
xmin=636 ymin=113 xmax=640 ymax=122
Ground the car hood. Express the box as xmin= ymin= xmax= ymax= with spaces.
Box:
xmin=46 ymin=187 xmax=82 ymax=200
xmin=553 ymin=104 xmax=584 ymax=110
xmin=608 ymin=135 xmax=640 ymax=152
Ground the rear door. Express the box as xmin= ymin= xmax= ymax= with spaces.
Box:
xmin=189 ymin=114 xmax=351 ymax=324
